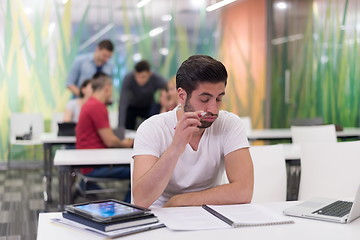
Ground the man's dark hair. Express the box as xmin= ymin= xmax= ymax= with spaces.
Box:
xmin=98 ymin=40 xmax=114 ymax=52
xmin=176 ymin=55 xmax=227 ymax=96
xmin=79 ymin=79 xmax=91 ymax=98
xmin=91 ymin=73 xmax=112 ymax=92
xmin=134 ymin=60 xmax=151 ymax=73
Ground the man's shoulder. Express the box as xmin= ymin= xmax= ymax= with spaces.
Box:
xmin=123 ymin=72 xmax=135 ymax=82
xmin=138 ymin=111 xmax=174 ymax=132
xmin=210 ymin=110 xmax=242 ymax=131
xmin=218 ymin=110 xmax=240 ymax=121
xmin=83 ymin=98 xmax=104 ymax=110
xmin=151 ymin=72 xmax=166 ymax=81
xmin=75 ymin=53 xmax=92 ymax=62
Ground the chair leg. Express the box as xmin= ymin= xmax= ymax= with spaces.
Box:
xmin=33 ymin=145 xmax=36 ymax=161
xmin=7 ymin=144 xmax=12 ymax=170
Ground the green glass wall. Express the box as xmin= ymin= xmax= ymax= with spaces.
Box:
xmin=270 ymin=0 xmax=360 ymax=128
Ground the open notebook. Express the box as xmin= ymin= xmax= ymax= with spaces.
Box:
xmin=151 ymin=204 xmax=294 ymax=231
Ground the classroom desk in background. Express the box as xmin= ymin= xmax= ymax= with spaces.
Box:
xmin=40 ymin=130 xmax=136 ymax=204
xmin=41 ymin=133 xmax=76 ymax=203
xmin=53 ymin=144 xmax=301 ymax=209
xmin=247 ymin=128 xmax=360 ymax=141
xmin=54 ymin=148 xmax=133 ymax=210
xmin=37 ymin=201 xmax=360 ymax=240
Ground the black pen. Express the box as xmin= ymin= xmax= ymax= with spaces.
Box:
xmin=202 ymin=205 xmax=235 ymax=227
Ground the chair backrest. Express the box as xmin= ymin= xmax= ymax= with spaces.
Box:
xmin=10 ymin=113 xmax=44 ymax=140
xmin=221 ymin=145 xmax=286 ymax=203
xmin=109 ymin=111 xmax=118 ymax=129
xmin=291 ymin=124 xmax=337 ymax=144
xmin=298 ymin=141 xmax=360 ymax=200
xmin=291 ymin=117 xmax=324 ymax=126
xmin=240 ymin=116 xmax=252 ymax=135
xmin=248 ymin=145 xmax=287 ymax=203
xmin=51 ymin=112 xmax=65 ymax=133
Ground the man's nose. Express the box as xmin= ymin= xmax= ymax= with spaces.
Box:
xmin=206 ymin=100 xmax=219 ymax=114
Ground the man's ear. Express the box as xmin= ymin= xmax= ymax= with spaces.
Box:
xmin=177 ymin=88 xmax=187 ymax=104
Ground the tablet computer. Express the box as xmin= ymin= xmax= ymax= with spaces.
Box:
xmin=64 ymin=199 xmax=150 ymax=223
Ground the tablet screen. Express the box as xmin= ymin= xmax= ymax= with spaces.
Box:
xmin=75 ymin=201 xmax=143 ymax=218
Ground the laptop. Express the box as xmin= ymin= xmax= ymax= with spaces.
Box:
xmin=283 ymin=184 xmax=360 ymax=223
xmin=57 ymin=122 xmax=76 ymax=136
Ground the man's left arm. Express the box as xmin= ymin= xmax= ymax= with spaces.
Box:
xmin=164 ymin=147 xmax=254 ymax=207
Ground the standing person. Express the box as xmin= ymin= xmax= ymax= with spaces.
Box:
xmin=132 ymin=55 xmax=254 ymax=208
xmin=118 ymin=60 xmax=166 ymax=130
xmin=76 ymin=74 xmax=133 ymax=202
xmin=66 ymin=40 xmax=114 ymax=97
xmin=63 ymin=79 xmax=92 ymax=122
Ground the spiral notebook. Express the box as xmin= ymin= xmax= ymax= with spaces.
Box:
xmin=152 ymin=204 xmax=294 ymax=231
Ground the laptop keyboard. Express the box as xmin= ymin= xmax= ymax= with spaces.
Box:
xmin=312 ymin=200 xmax=353 ymax=217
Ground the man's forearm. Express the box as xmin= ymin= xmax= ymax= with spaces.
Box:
xmin=67 ymin=85 xmax=80 ymax=96
xmin=133 ymin=144 xmax=184 ymax=208
xmin=164 ymin=181 xmax=253 ymax=207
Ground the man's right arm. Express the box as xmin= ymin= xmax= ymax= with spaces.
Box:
xmin=66 ymin=57 xmax=81 ymax=97
xmin=97 ymin=128 xmax=133 ymax=148
xmin=67 ymin=85 xmax=80 ymax=97
xmin=132 ymin=112 xmax=202 ymax=208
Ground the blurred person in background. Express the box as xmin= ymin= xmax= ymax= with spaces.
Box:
xmin=149 ymin=77 xmax=178 ymax=115
xmin=63 ymin=79 xmax=92 ymax=122
xmin=76 ymin=73 xmax=133 ymax=202
xmin=66 ymin=40 xmax=114 ymax=97
xmin=118 ymin=60 xmax=166 ymax=130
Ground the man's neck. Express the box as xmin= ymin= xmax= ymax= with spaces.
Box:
xmin=92 ymin=92 xmax=107 ymax=104
xmin=93 ymin=53 xmax=102 ymax=66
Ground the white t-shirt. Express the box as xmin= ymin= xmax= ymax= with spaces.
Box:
xmin=133 ymin=108 xmax=250 ymax=207
xmin=66 ymin=99 xmax=82 ymax=122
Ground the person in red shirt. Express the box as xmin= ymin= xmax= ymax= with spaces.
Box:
xmin=76 ymin=73 xmax=133 ymax=202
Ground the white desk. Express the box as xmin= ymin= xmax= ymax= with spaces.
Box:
xmin=40 ymin=130 xmax=136 ymax=204
xmin=54 ymin=148 xmax=133 ymax=210
xmin=247 ymin=128 xmax=360 ymax=141
xmin=37 ymin=201 xmax=360 ymax=240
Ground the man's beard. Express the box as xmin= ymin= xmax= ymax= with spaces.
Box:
xmin=183 ymin=99 xmax=217 ymax=129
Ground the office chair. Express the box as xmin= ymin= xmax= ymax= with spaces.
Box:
xmin=291 ymin=124 xmax=337 ymax=144
xmin=222 ymin=145 xmax=287 ymax=203
xmin=73 ymin=169 xmax=129 ymax=201
xmin=298 ymin=141 xmax=360 ymax=200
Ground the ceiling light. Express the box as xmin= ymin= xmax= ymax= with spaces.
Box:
xmin=133 ymin=53 xmax=142 ymax=62
xmin=206 ymin=0 xmax=237 ymax=12
xmin=24 ymin=7 xmax=33 ymax=15
xmin=275 ymin=2 xmax=288 ymax=10
xmin=159 ymin=48 xmax=169 ymax=56
xmin=149 ymin=27 xmax=164 ymax=37
xmin=161 ymin=15 xmax=172 ymax=22
xmin=137 ymin=0 xmax=151 ymax=8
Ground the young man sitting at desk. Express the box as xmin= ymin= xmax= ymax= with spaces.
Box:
xmin=76 ymin=73 xmax=134 ymax=202
xmin=132 ymin=55 xmax=254 ymax=208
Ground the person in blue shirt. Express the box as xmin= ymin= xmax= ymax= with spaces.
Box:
xmin=66 ymin=40 xmax=114 ymax=97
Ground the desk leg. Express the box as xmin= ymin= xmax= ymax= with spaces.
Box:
xmin=58 ymin=165 xmax=72 ymax=210
xmin=43 ymin=143 xmax=53 ymax=203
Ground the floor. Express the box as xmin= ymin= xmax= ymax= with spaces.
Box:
xmin=0 ymin=165 xmax=128 ymax=240
xmin=0 ymin=168 xmax=44 ymax=240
